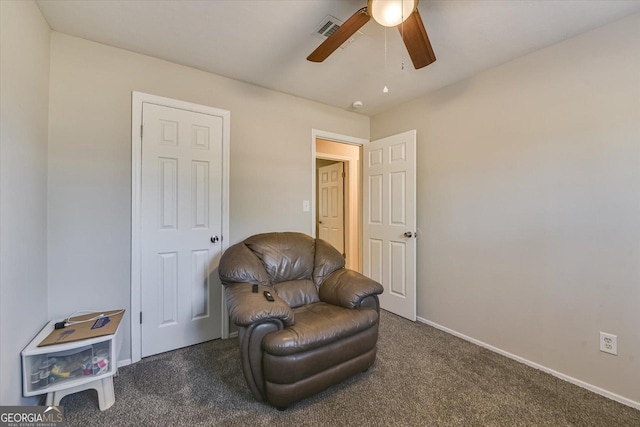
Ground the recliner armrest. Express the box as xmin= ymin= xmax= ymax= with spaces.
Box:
xmin=225 ymin=284 xmax=294 ymax=327
xmin=319 ymin=269 xmax=383 ymax=309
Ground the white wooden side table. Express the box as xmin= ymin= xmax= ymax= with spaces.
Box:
xmin=22 ymin=320 xmax=122 ymax=410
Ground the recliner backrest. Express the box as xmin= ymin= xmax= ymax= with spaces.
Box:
xmin=219 ymin=232 xmax=346 ymax=289
xmin=244 ymin=232 xmax=316 ymax=284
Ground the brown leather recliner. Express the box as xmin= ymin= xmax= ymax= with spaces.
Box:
xmin=219 ymin=232 xmax=383 ymax=409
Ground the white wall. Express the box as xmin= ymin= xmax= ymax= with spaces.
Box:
xmin=371 ymin=14 xmax=640 ymax=405
xmin=47 ymin=32 xmax=369 ymax=363
xmin=0 ymin=0 xmax=51 ymax=405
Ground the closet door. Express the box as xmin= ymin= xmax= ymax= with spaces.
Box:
xmin=141 ymin=102 xmax=223 ymax=357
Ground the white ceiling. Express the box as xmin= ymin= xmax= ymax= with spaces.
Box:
xmin=36 ymin=0 xmax=640 ymax=116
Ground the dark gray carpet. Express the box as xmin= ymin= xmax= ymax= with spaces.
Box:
xmin=60 ymin=311 xmax=640 ymax=426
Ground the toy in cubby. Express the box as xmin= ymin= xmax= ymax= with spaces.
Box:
xmin=28 ymin=344 xmax=111 ymax=391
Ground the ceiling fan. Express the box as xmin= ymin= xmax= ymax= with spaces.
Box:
xmin=307 ymin=0 xmax=436 ymax=69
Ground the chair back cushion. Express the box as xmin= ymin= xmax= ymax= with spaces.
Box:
xmin=312 ymin=239 xmax=346 ymax=285
xmin=244 ymin=233 xmax=315 ymax=283
xmin=219 ymin=232 xmax=346 ymax=293
xmin=218 ymin=242 xmax=271 ymax=285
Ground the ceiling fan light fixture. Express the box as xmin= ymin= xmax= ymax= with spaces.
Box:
xmin=368 ymin=0 xmax=418 ymax=27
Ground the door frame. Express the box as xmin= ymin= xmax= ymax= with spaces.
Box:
xmin=311 ymin=130 xmax=368 ymax=271
xmin=131 ymin=91 xmax=230 ymax=364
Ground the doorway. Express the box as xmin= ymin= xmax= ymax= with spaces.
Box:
xmin=312 ymin=131 xmax=365 ymax=272
xmin=312 ymin=129 xmax=417 ymax=322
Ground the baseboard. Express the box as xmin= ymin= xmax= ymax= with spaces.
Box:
xmin=416 ymin=316 xmax=640 ymax=411
xmin=117 ymin=358 xmax=132 ymax=368
xmin=229 ymin=331 xmax=238 ymax=339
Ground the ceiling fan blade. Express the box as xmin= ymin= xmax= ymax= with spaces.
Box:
xmin=398 ymin=8 xmax=436 ymax=69
xmin=307 ymin=7 xmax=370 ymax=63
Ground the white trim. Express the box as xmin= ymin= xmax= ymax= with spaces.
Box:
xmin=416 ymin=316 xmax=640 ymax=411
xmin=229 ymin=331 xmax=238 ymax=339
xmin=316 ymin=152 xmax=354 ymax=162
xmin=312 ymin=130 xmax=368 ymax=146
xmin=117 ymin=359 xmax=132 ymax=368
xmin=131 ymin=91 xmax=231 ymax=364
xmin=311 ymin=129 xmax=368 ymax=271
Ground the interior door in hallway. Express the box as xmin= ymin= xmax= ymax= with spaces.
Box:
xmin=141 ymin=103 xmax=223 ymax=357
xmin=363 ymin=130 xmax=417 ymax=321
xmin=318 ymin=162 xmax=345 ymax=254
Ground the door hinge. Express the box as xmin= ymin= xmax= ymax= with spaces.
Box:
xmin=139 ymin=312 xmax=142 ymax=324
xmin=140 ymin=124 xmax=143 ymax=138
xmin=342 ymin=172 xmax=345 ymax=178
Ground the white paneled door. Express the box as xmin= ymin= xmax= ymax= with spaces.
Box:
xmin=363 ymin=130 xmax=417 ymax=321
xmin=318 ymin=162 xmax=345 ymax=254
xmin=141 ymin=103 xmax=223 ymax=357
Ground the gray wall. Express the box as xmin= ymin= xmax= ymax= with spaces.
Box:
xmin=0 ymin=0 xmax=51 ymax=405
xmin=46 ymin=32 xmax=370 ymax=363
xmin=370 ymin=14 xmax=640 ymax=404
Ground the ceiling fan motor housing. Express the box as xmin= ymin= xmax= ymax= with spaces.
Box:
xmin=367 ymin=0 xmax=419 ymax=27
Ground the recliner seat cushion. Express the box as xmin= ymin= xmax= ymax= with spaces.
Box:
xmin=273 ymin=280 xmax=319 ymax=308
xmin=261 ymin=302 xmax=379 ymax=356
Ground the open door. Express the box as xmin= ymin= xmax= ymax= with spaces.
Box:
xmin=363 ymin=130 xmax=417 ymax=321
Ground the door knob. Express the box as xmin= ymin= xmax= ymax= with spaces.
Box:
xmin=210 ymin=235 xmax=219 ymax=243
xmin=404 ymin=231 xmax=413 ymax=238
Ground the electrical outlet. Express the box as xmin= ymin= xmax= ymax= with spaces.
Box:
xmin=599 ymin=332 xmax=617 ymax=355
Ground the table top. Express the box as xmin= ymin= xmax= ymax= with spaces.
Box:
xmin=22 ymin=319 xmax=121 ymax=356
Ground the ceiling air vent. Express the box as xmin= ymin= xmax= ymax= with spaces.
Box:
xmin=312 ymin=15 xmax=363 ymax=49
xmin=314 ymin=15 xmax=342 ymax=38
